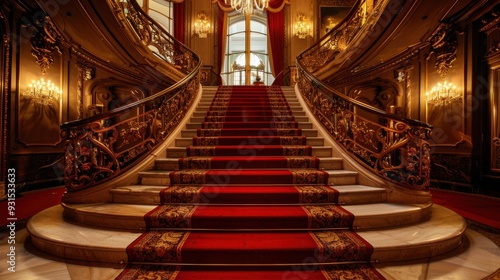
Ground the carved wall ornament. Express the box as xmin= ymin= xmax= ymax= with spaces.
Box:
xmin=486 ymin=41 xmax=500 ymax=58
xmin=77 ymin=62 xmax=96 ymax=118
xmin=479 ymin=4 xmax=500 ymax=34
xmin=349 ymin=78 xmax=398 ymax=112
xmin=394 ymin=65 xmax=414 ymax=118
xmin=85 ymin=77 xmax=146 ymax=114
xmin=428 ymin=23 xmax=458 ymax=78
xmin=30 ymin=16 xmax=64 ymax=74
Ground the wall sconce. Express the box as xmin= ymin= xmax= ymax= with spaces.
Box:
xmin=26 ymin=78 xmax=62 ymax=105
xmin=425 ymin=81 xmax=460 ymax=105
xmin=194 ymin=13 xmax=210 ymax=38
xmin=294 ymin=14 xmax=311 ymax=39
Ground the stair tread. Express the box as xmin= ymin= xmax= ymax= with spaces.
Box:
xmin=111 ymin=184 xmax=383 ymax=194
xmin=110 ymin=184 xmax=387 ymax=205
xmin=156 ymin=156 xmax=342 ymax=162
xmin=139 ymin=169 xmax=357 ymax=175
xmin=28 ymin=204 xmax=466 ymax=264
xmin=64 ymin=202 xmax=428 ymax=218
xmin=167 ymin=146 xmax=333 ymax=150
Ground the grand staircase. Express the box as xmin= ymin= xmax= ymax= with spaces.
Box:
xmin=27 ymin=85 xmax=467 ymax=279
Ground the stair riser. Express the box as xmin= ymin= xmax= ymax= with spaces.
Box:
xmin=112 ymin=188 xmax=386 ymax=206
xmin=155 ymin=158 xmax=341 ymax=171
xmin=190 ymin=116 xmax=309 ymax=123
xmin=166 ymin=147 xmax=332 ymax=158
xmin=139 ymin=174 xmax=356 ymax=186
xmin=185 ymin=123 xmax=313 ymax=130
xmin=200 ymin=101 xmax=301 ymax=107
xmin=192 ymin=111 xmax=307 ymax=117
xmin=196 ymin=106 xmax=303 ymax=111
xmin=352 ymin=207 xmax=430 ymax=229
xmin=63 ymin=205 xmax=427 ymax=231
xmin=181 ymin=128 xmax=316 ymax=138
xmin=174 ymin=137 xmax=323 ymax=147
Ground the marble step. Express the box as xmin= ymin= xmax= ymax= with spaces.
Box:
xmin=110 ymin=184 xmax=388 ymax=205
xmin=174 ymin=136 xmax=324 ymax=147
xmin=201 ymin=101 xmax=302 ymax=107
xmin=61 ymin=202 xmax=432 ymax=231
xmin=189 ymin=116 xmax=310 ymax=123
xmin=137 ymin=169 xmax=358 ymax=186
xmin=27 ymin=204 xmax=466 ymax=264
xmin=180 ymin=128 xmax=317 ymax=138
xmin=196 ymin=105 xmax=304 ymax=112
xmin=166 ymin=146 xmax=333 ymax=158
xmin=155 ymin=156 xmax=341 ymax=171
xmin=185 ymin=122 xmax=313 ymax=130
xmin=192 ymin=111 xmax=307 ymax=118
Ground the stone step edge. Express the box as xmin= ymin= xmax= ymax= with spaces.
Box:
xmin=110 ymin=184 xmax=388 ymax=206
xmin=27 ymin=205 xmax=466 ymax=265
xmin=61 ymin=202 xmax=432 ymax=231
xmin=155 ymin=156 xmax=343 ymax=171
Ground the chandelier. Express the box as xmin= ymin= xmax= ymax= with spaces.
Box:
xmin=294 ymin=14 xmax=311 ymax=39
xmin=194 ymin=13 xmax=210 ymax=38
xmin=26 ymin=78 xmax=62 ymax=105
xmin=425 ymin=81 xmax=459 ymax=105
xmin=231 ymin=0 xmax=270 ymax=15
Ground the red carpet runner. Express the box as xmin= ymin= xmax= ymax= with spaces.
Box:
xmin=117 ymin=86 xmax=385 ymax=279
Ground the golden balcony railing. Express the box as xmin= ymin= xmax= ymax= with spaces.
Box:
xmin=61 ymin=0 xmax=201 ymax=192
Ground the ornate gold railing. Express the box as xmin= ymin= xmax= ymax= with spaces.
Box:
xmin=109 ymin=0 xmax=197 ymax=74
xmin=296 ymin=69 xmax=432 ymax=190
xmin=61 ymin=0 xmax=201 ymax=192
xmin=299 ymin=0 xmax=373 ymax=72
xmin=296 ymin=0 xmax=433 ymax=190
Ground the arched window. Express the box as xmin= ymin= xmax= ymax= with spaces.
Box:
xmin=222 ymin=13 xmax=272 ymax=85
xmin=137 ymin=0 xmax=174 ymax=35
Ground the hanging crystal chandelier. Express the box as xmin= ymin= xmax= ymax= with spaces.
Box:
xmin=231 ymin=0 xmax=270 ymax=15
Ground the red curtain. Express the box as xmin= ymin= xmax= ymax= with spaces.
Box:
xmin=267 ymin=8 xmax=284 ymax=85
xmin=174 ymin=2 xmax=185 ymax=44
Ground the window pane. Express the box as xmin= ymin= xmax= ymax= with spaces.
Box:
xmin=148 ymin=0 xmax=173 ymax=34
xmin=250 ymin=32 xmax=267 ymax=54
xmin=228 ymin=20 xmax=245 ymax=34
xmin=250 ymin=19 xmax=266 ymax=33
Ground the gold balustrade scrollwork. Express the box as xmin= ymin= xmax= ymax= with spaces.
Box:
xmin=296 ymin=68 xmax=433 ymax=190
xmin=62 ymin=78 xmax=199 ymax=191
xmin=61 ymin=0 xmax=201 ymax=192
xmin=299 ymin=0 xmax=381 ymax=72
xmin=109 ymin=0 xmax=197 ymax=74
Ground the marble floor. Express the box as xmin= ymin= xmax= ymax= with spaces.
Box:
xmin=0 ymin=217 xmax=499 ymax=280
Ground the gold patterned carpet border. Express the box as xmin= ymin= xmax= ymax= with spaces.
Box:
xmin=126 ymin=231 xmax=190 ymax=263
xmin=311 ymin=230 xmax=374 ymax=262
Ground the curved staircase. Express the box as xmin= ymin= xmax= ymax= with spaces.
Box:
xmin=27 ymin=86 xmax=467 ymax=279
